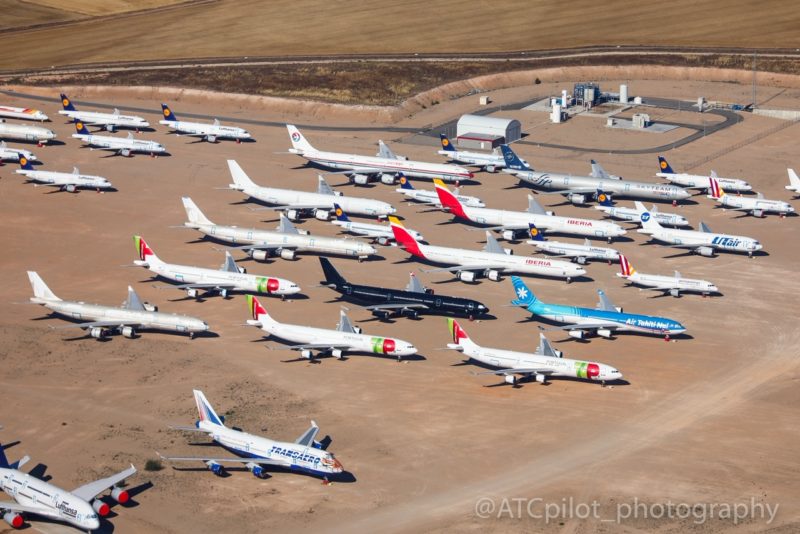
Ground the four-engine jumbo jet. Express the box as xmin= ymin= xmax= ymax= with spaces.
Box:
xmin=436 ymin=134 xmax=507 ymax=172
xmin=510 ymin=276 xmax=686 ymax=340
xmin=319 ymin=257 xmax=489 ymax=320
xmin=287 ymin=124 xmax=474 ymax=184
xmin=160 ymin=390 xmax=343 ymax=479
xmin=637 ymin=211 xmax=763 ymax=257
xmin=228 ymin=159 xmax=395 ymax=220
xmin=0 ymin=120 xmax=56 ymax=145
xmin=786 ymin=169 xmax=800 ymax=196
xmin=395 ymin=173 xmax=485 ymax=207
xmin=707 ymin=176 xmax=794 ymax=217
xmin=182 ymin=197 xmax=377 ymax=262
xmin=0 ymin=446 xmax=136 ymax=531
xmin=59 ymin=93 xmax=150 ymax=132
xmin=445 ymin=318 xmax=623 ymax=387
xmin=133 ymin=236 xmax=301 ymax=299
xmin=594 ymin=195 xmax=690 ymax=227
xmin=246 ymin=295 xmax=417 ymax=360
xmin=526 ymin=224 xmax=620 ymax=264
xmin=0 ymin=105 xmax=48 ymax=121
xmin=16 ymin=156 xmax=113 ymax=192
xmin=500 ymin=145 xmax=691 ymax=204
xmin=72 ymin=120 xmax=166 ymax=157
xmin=28 ymin=271 xmax=209 ymax=339
xmin=656 ymin=156 xmax=752 ymax=192
xmin=617 ymin=254 xmax=719 ymax=297
xmin=159 ymin=104 xmax=251 ymax=143
xmin=0 ymin=141 xmax=36 ymax=162
xmin=330 ymin=203 xmax=424 ymax=244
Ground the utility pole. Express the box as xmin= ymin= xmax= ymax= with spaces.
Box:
xmin=752 ymin=51 xmax=757 ymax=110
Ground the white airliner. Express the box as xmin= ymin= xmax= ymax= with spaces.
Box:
xmin=287 ymin=125 xmax=474 ymax=184
xmin=330 ymin=203 xmax=424 ymax=244
xmin=0 ymin=141 xmax=36 ymax=162
xmin=58 ymin=93 xmax=149 ymax=132
xmin=390 ymin=217 xmax=586 ymax=283
xmin=708 ymin=176 xmax=794 ymax=217
xmin=159 ymin=103 xmax=251 ymax=143
xmin=656 ymin=156 xmax=752 ymax=192
xmin=637 ymin=212 xmax=763 ymax=257
xmin=160 ymin=390 xmax=343 ymax=479
xmin=526 ymin=223 xmax=620 ymax=264
xmin=436 ymin=134 xmax=506 ymax=172
xmin=0 ymin=105 xmax=48 ymax=121
xmin=0 ymin=446 xmax=135 ymax=531
xmin=395 ymin=173 xmax=485 ymax=207
xmin=787 ymin=169 xmax=800 ymax=196
xmin=72 ymin=121 xmax=166 ymax=157
xmin=247 ymin=295 xmax=417 ymax=360
xmin=617 ymin=254 xmax=718 ymax=297
xmin=0 ymin=121 xmax=56 ymax=145
xmin=182 ymin=197 xmax=376 ymax=262
xmin=594 ymin=197 xmax=690 ymax=227
xmin=15 ymin=156 xmax=113 ymax=192
xmin=445 ymin=318 xmax=622 ymax=387
xmin=28 ymin=271 xmax=209 ymax=339
xmin=133 ymin=235 xmax=301 ymax=299
xmin=227 ymin=160 xmax=395 ymax=220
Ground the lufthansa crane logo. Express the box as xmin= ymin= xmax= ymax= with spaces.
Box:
xmin=335 ymin=208 xmax=343 ymax=217
xmin=598 ymin=193 xmax=607 ymax=202
xmin=62 ymin=98 xmax=69 ymax=107
xmin=76 ymin=122 xmax=84 ymax=130
xmin=530 ymin=228 xmax=539 ymax=237
xmin=399 ymin=176 xmax=407 ymax=185
xmin=20 ymin=156 xmax=27 ymax=166
xmin=442 ymin=138 xmax=449 ymax=146
xmin=660 ymin=160 xmax=667 ymax=169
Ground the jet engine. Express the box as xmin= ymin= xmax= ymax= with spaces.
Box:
xmin=300 ymin=349 xmax=313 ymax=359
xmin=568 ymin=330 xmax=586 ymax=339
xmin=487 ymin=270 xmax=502 ymax=281
xmin=576 ymin=256 xmax=587 ymax=265
xmin=314 ymin=209 xmax=330 ymax=221
xmin=111 ymin=487 xmax=130 ymax=504
xmin=502 ymin=230 xmax=518 ymax=241
xmin=485 ymin=165 xmax=496 ymax=173
xmin=245 ymin=462 xmax=267 ymax=478
xmin=121 ymin=326 xmax=135 ymax=339
xmin=669 ymin=288 xmax=680 ymax=298
xmin=90 ymin=327 xmax=106 ymax=339
xmin=352 ymin=174 xmax=370 ymax=185
xmin=279 ymin=249 xmax=296 ymax=261
xmin=380 ymin=173 xmax=396 ymax=185
xmin=120 ymin=148 xmax=131 ymax=157
xmin=4 ymin=512 xmax=23 ymax=529
xmin=250 ymin=250 xmax=269 ymax=261
xmin=237 ymin=266 xmax=247 ymax=274
xmin=371 ymin=309 xmax=391 ymax=320
xmin=92 ymin=499 xmax=110 ymax=517
xmin=376 ymin=237 xmax=390 ymax=246
xmin=403 ymin=309 xmax=419 ymax=319
xmin=206 ymin=460 xmax=225 ymax=476
xmin=534 ymin=374 xmax=547 ymax=384
xmin=458 ymin=271 xmax=476 ymax=283
xmin=503 ymin=247 xmax=513 ymax=255
xmin=695 ymin=246 xmax=715 ymax=257
xmin=504 ymin=374 xmax=517 ymax=385
xmin=568 ymin=193 xmax=588 ymax=205
xmin=105 ymin=124 xmax=116 ymax=132
xmin=286 ymin=209 xmax=300 ymax=221
xmin=143 ymin=302 xmax=157 ymax=312
xmin=187 ymin=288 xmax=199 ymax=298
xmin=219 ymin=288 xmax=229 ymax=299
xmin=331 ymin=349 xmax=344 ymax=359
xmin=597 ymin=329 xmax=613 ymax=339
xmin=65 ymin=184 xmax=77 ymax=193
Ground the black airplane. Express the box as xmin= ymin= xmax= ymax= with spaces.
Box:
xmin=319 ymin=257 xmax=490 ymax=320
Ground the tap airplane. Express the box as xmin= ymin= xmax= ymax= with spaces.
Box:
xmin=395 ymin=173 xmax=485 ymax=207
xmin=58 ymin=93 xmax=149 ymax=132
xmin=182 ymin=197 xmax=377 ymax=261
xmin=436 ymin=134 xmax=506 ymax=172
xmin=526 ymin=224 xmax=620 ymax=264
xmin=0 ymin=446 xmax=135 ymax=531
xmin=159 ymin=103 xmax=251 ymax=143
xmin=16 ymin=156 xmax=113 ymax=192
xmin=445 ymin=318 xmax=622 ymax=386
xmin=72 ymin=121 xmax=165 ymax=157
xmin=28 ymin=271 xmax=209 ymax=339
xmin=330 ymin=203 xmax=423 ymax=244
xmin=133 ymin=236 xmax=301 ymax=299
xmin=0 ymin=141 xmax=36 ymax=162
xmin=617 ymin=254 xmax=718 ymax=297
xmin=0 ymin=121 xmax=56 ymax=145
xmin=246 ymin=295 xmax=417 ymax=360
xmin=637 ymin=211 xmax=763 ymax=257
xmin=708 ymin=176 xmax=794 ymax=217
xmin=786 ymin=169 xmax=800 ymax=196
xmin=0 ymin=105 xmax=48 ymax=121
xmin=657 ymin=156 xmax=752 ymax=192
xmin=594 ymin=195 xmax=690 ymax=227
xmin=510 ymin=276 xmax=686 ymax=339
xmin=160 ymin=390 xmax=343 ymax=479
xmin=287 ymin=125 xmax=474 ymax=184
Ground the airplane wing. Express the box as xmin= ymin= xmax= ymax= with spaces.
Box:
xmin=229 ymin=244 xmax=298 ymax=251
xmin=72 ymin=464 xmax=137 ymax=501
xmin=475 ymin=368 xmax=556 ymax=376
xmin=363 ymin=303 xmax=429 ymax=311
xmin=422 ymin=264 xmax=507 ymax=274
xmin=52 ymin=320 xmax=143 ymax=330
xmin=0 ymin=501 xmax=50 ymax=515
xmin=541 ymin=188 xmax=598 ymax=195
xmin=276 ymin=343 xmax=353 ymax=351
xmin=158 ymin=453 xmax=289 ymax=467
xmin=164 ymin=283 xmax=238 ymax=290
xmin=540 ymin=321 xmax=619 ymax=331
xmin=295 ymin=421 xmax=319 ymax=446
xmin=259 ymin=204 xmax=332 ymax=211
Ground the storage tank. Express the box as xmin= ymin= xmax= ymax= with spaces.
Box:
xmin=619 ymin=84 xmax=628 ymax=104
xmin=561 ymin=89 xmax=568 ymax=108
xmin=551 ymin=104 xmax=562 ymax=123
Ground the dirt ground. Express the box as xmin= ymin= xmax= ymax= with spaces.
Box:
xmin=0 ymin=76 xmax=798 ymax=534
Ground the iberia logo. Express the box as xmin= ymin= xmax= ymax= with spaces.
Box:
xmin=660 ymin=160 xmax=667 ymax=169
xmin=291 ymin=132 xmax=301 ymax=142
xmin=62 ymin=98 xmax=69 ymax=107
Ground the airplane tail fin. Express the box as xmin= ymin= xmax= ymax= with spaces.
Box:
xmin=639 ymin=210 xmax=662 ymax=231
xmin=527 ymin=223 xmax=545 ymax=241
xmin=246 ymin=294 xmax=275 ymax=325
xmin=439 ymin=134 xmax=457 ymax=152
xmin=133 ymin=235 xmax=162 ymax=265
xmin=447 ymin=318 xmax=478 ymax=350
xmin=18 ymin=155 xmax=34 ymax=171
xmin=510 ymin=276 xmax=537 ymax=307
xmin=161 ymin=103 xmax=178 ymax=122
xmin=596 ymin=189 xmax=614 ymax=206
xmin=27 ymin=271 xmax=61 ymax=302
xmin=788 ymin=168 xmax=800 ymax=189
xmin=192 ymin=389 xmax=225 ymax=428
xmin=182 ymin=197 xmax=213 ymax=226
xmin=333 ymin=203 xmax=350 ymax=222
xmin=433 ymin=178 xmax=467 ymax=218
xmin=227 ymin=160 xmax=257 ymax=190
xmin=708 ymin=176 xmax=724 ymax=199
xmin=658 ymin=155 xmax=676 ymax=174
xmin=499 ymin=145 xmax=531 ymax=171
xmin=388 ymin=216 xmax=424 ymax=257
xmin=319 ymin=257 xmax=347 ymax=287
xmin=398 ymin=173 xmax=414 ymax=190
xmin=60 ymin=93 xmax=76 ymax=112
xmin=618 ymin=254 xmax=635 ymax=276
xmin=73 ymin=119 xmax=90 ymax=135
xmin=286 ymin=124 xmax=315 ymax=153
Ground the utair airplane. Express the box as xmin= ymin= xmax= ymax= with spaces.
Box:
xmin=500 ymin=145 xmax=691 ymax=204
xmin=58 ymin=93 xmax=149 ymax=132
xmin=786 ymin=169 xmax=800 ymax=196
xmin=637 ymin=211 xmax=763 ymax=257
xmin=395 ymin=173 xmax=485 ymax=207
xmin=594 ymin=194 xmax=690 ymax=227
xmin=28 ymin=271 xmax=210 ymax=339
xmin=159 ymin=389 xmax=343 ymax=480
xmin=286 ymin=124 xmax=474 ymax=184
xmin=526 ymin=223 xmax=620 ymax=264
xmin=0 ymin=141 xmax=37 ymax=162
xmin=133 ymin=235 xmax=301 ymax=299
xmin=330 ymin=203 xmax=424 ymax=244
xmin=246 ymin=294 xmax=417 ymax=361
xmin=616 ymin=254 xmax=719 ymax=297
xmin=656 ymin=156 xmax=752 ymax=192
xmin=445 ymin=318 xmax=623 ymax=387
xmin=0 ymin=445 xmax=136 ymax=531
xmin=510 ymin=276 xmax=686 ymax=340
xmin=707 ymin=176 xmax=794 ymax=218
xmin=15 ymin=156 xmax=113 ymax=192
xmin=436 ymin=134 xmax=507 ymax=172
xmin=159 ymin=103 xmax=251 ymax=143
xmin=72 ymin=120 xmax=166 ymax=157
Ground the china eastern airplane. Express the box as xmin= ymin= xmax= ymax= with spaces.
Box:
xmin=72 ymin=120 xmax=166 ymax=156
xmin=433 ymin=179 xmax=627 ymax=241
xmin=287 ymin=125 xmax=474 ymax=184
xmin=0 ymin=141 xmax=36 ymax=162
xmin=246 ymin=295 xmax=417 ymax=360
xmin=390 ymin=217 xmax=586 ymax=282
xmin=637 ymin=211 xmax=763 ymax=257
xmin=58 ymin=93 xmax=150 ymax=132
xmin=0 ymin=445 xmax=136 ymax=531
xmin=159 ymin=390 xmax=343 ymax=479
xmin=500 ymin=145 xmax=691 ymax=204
xmin=16 ymin=156 xmax=113 ymax=192
xmin=436 ymin=134 xmax=507 ymax=172
xmin=707 ymin=176 xmax=794 ymax=217
xmin=28 ymin=271 xmax=209 ymax=339
xmin=182 ymin=197 xmax=377 ymax=261
xmin=0 ymin=121 xmax=56 ymax=145
xmin=330 ymin=203 xmax=424 ymax=244
xmin=159 ymin=103 xmax=251 ymax=143
xmin=0 ymin=105 xmax=48 ymax=121
xmin=228 ymin=160 xmax=395 ymax=220
xmin=526 ymin=224 xmax=620 ymax=264
xmin=656 ymin=156 xmax=752 ymax=192
xmin=510 ymin=276 xmax=686 ymax=339
xmin=445 ymin=318 xmax=623 ymax=386
xmin=617 ymin=254 xmax=718 ymax=297
xmin=395 ymin=173 xmax=485 ymax=207
xmin=786 ymin=169 xmax=800 ymax=196
xmin=594 ymin=195 xmax=690 ymax=227
xmin=133 ymin=235 xmax=301 ymax=299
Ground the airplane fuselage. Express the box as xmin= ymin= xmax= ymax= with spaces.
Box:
xmin=638 ymin=225 xmax=762 ymax=254
xmin=0 ymin=106 xmax=48 ymax=121
xmin=0 ymin=146 xmax=36 ymax=161
xmin=160 ymin=120 xmax=250 ymax=140
xmin=621 ymin=272 xmax=718 ymax=294
xmin=0 ymin=123 xmax=56 ymax=143
xmin=16 ymin=169 xmax=112 ymax=189
xmin=460 ymin=205 xmax=627 ymax=240
xmin=396 ymin=186 xmax=485 ymax=207
xmin=525 ymin=300 xmax=686 ymax=335
xmin=594 ymin=205 xmax=690 ymax=227
xmin=59 ymin=110 xmax=149 ymax=130
xmin=141 ymin=260 xmax=300 ymax=296
xmin=72 ymin=133 xmax=165 ymax=154
xmin=331 ymin=220 xmax=423 ymax=241
xmin=438 ymin=149 xmax=506 ymax=170
xmin=506 ymin=170 xmax=690 ymax=201
xmin=234 ymin=184 xmax=395 ymax=217
xmin=658 ymin=172 xmax=752 ymax=192
xmin=530 ymin=240 xmax=620 ymax=262
xmin=714 ymin=195 xmax=794 ymax=216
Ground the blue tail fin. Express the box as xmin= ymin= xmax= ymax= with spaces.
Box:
xmin=510 ymin=276 xmax=537 ymax=307
xmin=60 ymin=93 xmax=76 ymax=111
xmin=161 ymin=103 xmax=178 ymax=122
xmin=596 ymin=189 xmax=614 ymax=206
xmin=0 ymin=445 xmax=9 ymax=469
xmin=439 ymin=134 xmax=456 ymax=152
xmin=527 ymin=223 xmax=545 ymax=241
xmin=658 ymin=156 xmax=675 ymax=174
xmin=398 ymin=173 xmax=414 ymax=190
xmin=499 ymin=145 xmax=531 ymax=171
xmin=73 ymin=119 xmax=90 ymax=135
xmin=333 ymin=203 xmax=350 ymax=222
xmin=19 ymin=155 xmax=34 ymax=170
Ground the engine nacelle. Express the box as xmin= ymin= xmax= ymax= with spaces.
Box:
xmin=376 ymin=236 xmax=390 ymax=246
xmin=331 ymin=349 xmax=344 ymax=359
xmin=568 ymin=193 xmax=588 ymax=205
xmin=314 ymin=209 xmax=330 ymax=221
xmin=65 ymin=184 xmax=77 ymax=193
xmin=245 ymin=462 xmax=267 ymax=478
xmin=487 ymin=270 xmax=501 ymax=282
xmin=535 ymin=374 xmax=547 ymax=384
xmin=286 ymin=209 xmax=300 ymax=221
xmin=143 ymin=302 xmax=157 ymax=312
xmin=576 ymin=256 xmax=587 ymax=265
xmin=105 ymin=124 xmax=116 ymax=132
xmin=220 ymin=288 xmax=229 ymax=299
xmin=502 ymin=230 xmax=517 ymax=241
xmin=250 ymin=250 xmax=269 ymax=261
xmin=597 ymin=328 xmax=613 ymax=339
xmin=121 ymin=326 xmax=135 ymax=339
xmin=90 ymin=327 xmax=106 ymax=339
xmin=458 ymin=271 xmax=476 ymax=283
xmin=504 ymin=247 xmax=513 ymax=255
xmin=120 ymin=148 xmax=131 ymax=157
xmin=403 ymin=309 xmax=419 ymax=319
xmin=4 ymin=512 xmax=23 ymax=529
xmin=380 ymin=173 xmax=396 ymax=185
xmin=300 ymin=349 xmax=313 ymax=359
xmin=279 ymin=249 xmax=296 ymax=261
xmin=371 ymin=309 xmax=391 ymax=320
xmin=568 ymin=329 xmax=586 ymax=339
xmin=206 ymin=460 xmax=225 ymax=476
xmin=352 ymin=325 xmax=362 ymax=334
xmin=503 ymin=374 xmax=517 ymax=385
xmin=238 ymin=266 xmax=247 ymax=274
xmin=669 ymin=288 xmax=680 ymax=298
xmin=111 ymin=486 xmax=130 ymax=504
xmin=695 ymin=246 xmax=715 ymax=257
xmin=92 ymin=498 xmax=110 ymax=517
xmin=187 ymin=287 xmax=199 ymax=298
xmin=352 ymin=174 xmax=370 ymax=185
xmin=485 ymin=165 xmax=496 ymax=173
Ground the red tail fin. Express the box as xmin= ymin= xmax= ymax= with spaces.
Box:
xmin=389 ymin=217 xmax=424 ymax=257
xmin=433 ymin=179 xmax=467 ymax=218
xmin=619 ymin=254 xmax=635 ymax=276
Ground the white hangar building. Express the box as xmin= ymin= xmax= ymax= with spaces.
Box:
xmin=456 ymin=114 xmax=521 ymax=150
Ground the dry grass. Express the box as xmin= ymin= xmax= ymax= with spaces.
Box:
xmin=24 ymin=0 xmax=188 ymax=17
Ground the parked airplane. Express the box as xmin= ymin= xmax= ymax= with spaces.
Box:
xmin=0 ymin=105 xmax=48 ymax=121
xmin=319 ymin=257 xmax=489 ymax=319
xmin=287 ymin=125 xmax=474 ymax=184
xmin=0 ymin=120 xmax=56 ymax=145
xmin=637 ymin=211 xmax=763 ymax=257
xmin=160 ymin=390 xmax=342 ymax=479
xmin=617 ymin=254 xmax=718 ymax=297
xmin=227 ymin=159 xmax=395 ymax=220
xmin=594 ymin=195 xmax=690 ymax=227
xmin=708 ymin=176 xmax=794 ymax=217
xmin=72 ymin=121 xmax=166 ymax=157
xmin=786 ymin=169 xmax=800 ymax=196
xmin=436 ymin=134 xmax=506 ymax=172
xmin=0 ymin=446 xmax=135 ymax=531
xmin=526 ymin=223 xmax=620 ymax=264
xmin=330 ymin=203 xmax=423 ymax=244
xmin=28 ymin=271 xmax=209 ymax=339
xmin=58 ymin=93 xmax=149 ymax=132
xmin=0 ymin=141 xmax=36 ymax=162
xmin=246 ymin=295 xmax=417 ymax=360
xmin=159 ymin=104 xmax=251 ymax=143
xmin=445 ymin=318 xmax=622 ymax=386
xmin=390 ymin=217 xmax=586 ymax=282
xmin=182 ymin=197 xmax=377 ymax=261
xmin=395 ymin=173 xmax=485 ymax=207
xmin=500 ymin=145 xmax=691 ymax=204
xmin=133 ymin=236 xmax=301 ymax=299
xmin=657 ymin=156 xmax=752 ymax=192
xmin=16 ymin=156 xmax=113 ymax=192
